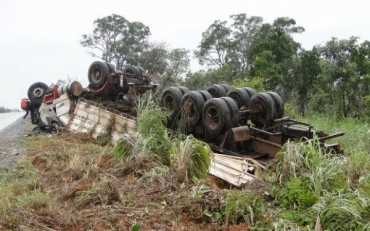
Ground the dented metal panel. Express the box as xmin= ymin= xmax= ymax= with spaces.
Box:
xmin=209 ymin=153 xmax=264 ymax=187
xmin=67 ymin=100 xmax=136 ymax=144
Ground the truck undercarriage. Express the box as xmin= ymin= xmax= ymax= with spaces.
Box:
xmin=22 ymin=61 xmax=344 ymax=187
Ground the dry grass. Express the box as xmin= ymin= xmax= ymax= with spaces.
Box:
xmin=0 ymin=132 xmax=233 ymax=231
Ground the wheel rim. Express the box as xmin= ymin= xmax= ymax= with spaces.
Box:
xmin=33 ymin=87 xmax=45 ymax=98
xmin=163 ymin=94 xmax=175 ymax=114
xmin=205 ymin=106 xmax=219 ymax=130
xmin=90 ymin=68 xmax=102 ymax=84
xmin=183 ymin=100 xmax=196 ymax=120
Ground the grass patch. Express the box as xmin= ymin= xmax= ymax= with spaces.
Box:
xmin=4 ymin=104 xmax=370 ymax=230
xmin=0 ymin=158 xmax=54 ymax=229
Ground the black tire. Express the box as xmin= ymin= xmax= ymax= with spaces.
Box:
xmin=88 ymin=61 xmax=110 ymax=89
xmin=123 ymin=66 xmax=140 ymax=78
xmin=181 ymin=91 xmax=205 ymax=127
xmin=206 ymin=84 xmax=227 ymax=98
xmin=243 ymin=87 xmax=257 ymax=98
xmin=105 ymin=62 xmax=116 ymax=74
xmin=160 ymin=87 xmax=183 ymax=123
xmin=197 ymin=90 xmax=213 ymax=102
xmin=227 ymin=88 xmax=251 ymax=109
xmin=202 ymin=98 xmax=231 ymax=135
xmin=249 ymin=93 xmax=276 ymax=128
xmin=267 ymin=92 xmax=284 ymax=119
xmin=176 ymin=86 xmax=190 ymax=95
xmin=27 ymin=82 xmax=48 ymax=106
xmin=137 ymin=66 xmax=146 ymax=75
xmin=220 ymin=97 xmax=239 ymax=128
xmin=220 ymin=84 xmax=233 ymax=94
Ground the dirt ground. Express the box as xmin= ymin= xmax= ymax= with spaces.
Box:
xmin=0 ymin=116 xmax=32 ymax=170
xmin=0 ymin=118 xmax=257 ymax=230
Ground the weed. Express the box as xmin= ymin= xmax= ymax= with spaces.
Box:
xmin=171 ymin=135 xmax=211 ymax=183
xmin=221 ymin=190 xmax=264 ymax=226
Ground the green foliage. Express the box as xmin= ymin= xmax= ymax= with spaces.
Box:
xmin=221 ymin=190 xmax=264 ymax=226
xmin=194 ymin=20 xmax=231 ymax=67
xmin=170 ymin=135 xmax=211 ymax=183
xmin=115 ymin=96 xmax=210 ymax=182
xmin=130 ymin=223 xmax=142 ymax=231
xmin=137 ymin=106 xmax=172 ymax=165
xmin=249 ymin=50 xmax=283 ymax=90
xmin=232 ymin=76 xmax=266 ymax=92
xmin=295 ymin=48 xmax=322 ymax=115
xmin=113 ymin=132 xmax=142 ymax=162
xmin=313 ymin=191 xmax=370 ymax=231
xmin=114 ymin=94 xmax=171 ymax=164
xmin=0 ymin=158 xmax=52 ymax=224
xmin=81 ymin=14 xmax=150 ymax=69
xmin=279 ymin=177 xmax=318 ymax=209
xmin=138 ymin=41 xmax=168 ymax=80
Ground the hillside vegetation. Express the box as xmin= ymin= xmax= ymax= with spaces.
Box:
xmin=1 ymin=103 xmax=370 ymax=230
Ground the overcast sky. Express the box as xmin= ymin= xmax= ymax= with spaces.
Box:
xmin=1 ymin=0 xmax=369 ymax=109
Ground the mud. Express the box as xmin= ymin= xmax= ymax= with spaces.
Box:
xmin=0 ymin=116 xmax=33 ymax=170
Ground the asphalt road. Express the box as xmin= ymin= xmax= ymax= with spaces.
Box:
xmin=0 ymin=112 xmax=25 ymax=131
xmin=0 ymin=112 xmax=31 ymax=170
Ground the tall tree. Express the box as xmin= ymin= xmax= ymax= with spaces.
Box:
xmin=194 ymin=20 xmax=231 ymax=67
xmin=295 ymin=49 xmax=321 ymax=115
xmin=228 ymin=14 xmax=263 ymax=77
xmin=166 ymin=48 xmax=190 ymax=81
xmin=139 ymin=44 xmax=190 ymax=89
xmin=139 ymin=41 xmax=168 ymax=78
xmin=318 ymin=37 xmax=359 ymax=118
xmin=248 ymin=18 xmax=304 ymax=96
xmin=81 ymin=14 xmax=150 ymax=69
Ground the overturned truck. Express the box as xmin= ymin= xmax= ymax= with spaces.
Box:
xmin=23 ymin=61 xmax=344 ymax=186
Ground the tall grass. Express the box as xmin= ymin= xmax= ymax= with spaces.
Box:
xmin=271 ymin=132 xmax=370 ymax=229
xmin=291 ymin=113 xmax=370 ymax=154
xmin=170 ymin=135 xmax=211 ymax=183
xmin=114 ymin=94 xmax=211 ymax=183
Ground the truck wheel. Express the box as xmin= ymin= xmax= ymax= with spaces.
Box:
xmin=160 ymin=87 xmax=183 ymax=124
xmin=267 ymin=92 xmax=284 ymax=119
xmin=220 ymin=97 xmax=239 ymax=128
xmin=203 ymin=98 xmax=231 ymax=135
xmin=88 ymin=61 xmax=110 ymax=89
xmin=137 ymin=66 xmax=146 ymax=75
xmin=243 ymin=87 xmax=256 ymax=98
xmin=176 ymin=86 xmax=189 ymax=95
xmin=227 ymin=88 xmax=251 ymax=109
xmin=27 ymin=82 xmax=48 ymax=106
xmin=250 ymin=93 xmax=276 ymax=128
xmin=105 ymin=62 xmax=116 ymax=73
xmin=181 ymin=91 xmax=205 ymax=127
xmin=220 ymin=84 xmax=233 ymax=94
xmin=206 ymin=84 xmax=227 ymax=98
xmin=123 ymin=66 xmax=140 ymax=78
xmin=197 ymin=90 xmax=212 ymax=102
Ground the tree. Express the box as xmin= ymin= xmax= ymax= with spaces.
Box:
xmin=248 ymin=18 xmax=304 ymax=96
xmin=164 ymin=48 xmax=190 ymax=86
xmin=318 ymin=37 xmax=359 ymax=118
xmin=194 ymin=20 xmax=231 ymax=67
xmin=139 ymin=41 xmax=168 ymax=78
xmin=227 ymin=14 xmax=263 ymax=77
xmin=139 ymin=43 xmax=190 ymax=90
xmin=81 ymin=14 xmax=150 ymax=69
xmin=295 ymin=49 xmax=321 ymax=115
